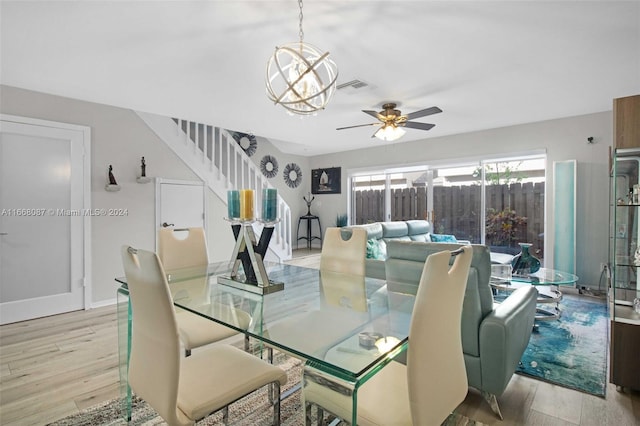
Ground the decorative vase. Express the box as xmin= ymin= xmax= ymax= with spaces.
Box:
xmin=511 ymin=243 xmax=541 ymax=274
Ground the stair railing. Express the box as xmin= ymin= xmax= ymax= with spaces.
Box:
xmin=138 ymin=112 xmax=292 ymax=261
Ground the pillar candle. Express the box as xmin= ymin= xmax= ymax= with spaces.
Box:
xmin=262 ymin=188 xmax=278 ymax=222
xmin=227 ymin=190 xmax=240 ymax=219
xmin=240 ymin=189 xmax=254 ymax=220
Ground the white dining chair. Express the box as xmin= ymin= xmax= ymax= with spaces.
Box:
xmin=265 ymin=228 xmax=369 ymax=364
xmin=320 ymin=227 xmax=367 ymax=276
xmin=158 ymin=227 xmax=251 ymax=356
xmin=304 ymin=246 xmax=473 ymax=426
xmin=121 ymin=246 xmax=287 ymax=426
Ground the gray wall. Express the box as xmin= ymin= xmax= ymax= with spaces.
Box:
xmin=1 ymin=84 xmax=613 ymax=301
xmin=0 ymin=85 xmax=308 ymax=304
xmin=308 ymin=112 xmax=613 ymax=288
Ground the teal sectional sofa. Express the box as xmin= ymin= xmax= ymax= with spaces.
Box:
xmin=344 ymin=220 xmax=513 ymax=279
xmin=345 ymin=220 xmax=470 ymax=279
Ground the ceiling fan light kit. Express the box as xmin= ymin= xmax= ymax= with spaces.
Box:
xmin=374 ymin=125 xmax=406 ymax=142
xmin=338 ymin=102 xmax=442 ymax=141
xmin=265 ymin=0 xmax=338 ymax=116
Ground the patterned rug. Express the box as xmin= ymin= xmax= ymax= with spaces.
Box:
xmin=516 ymin=293 xmax=609 ymax=397
xmin=47 ymin=352 xmax=486 ymax=426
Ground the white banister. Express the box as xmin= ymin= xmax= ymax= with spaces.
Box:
xmin=136 ymin=111 xmax=292 ymax=261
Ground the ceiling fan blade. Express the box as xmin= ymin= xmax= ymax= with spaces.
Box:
xmin=404 ymin=106 xmax=442 ymax=120
xmin=336 ymin=123 xmax=380 ymax=131
xmin=402 ymin=121 xmax=436 ymax=131
xmin=362 ymin=110 xmax=384 ymax=121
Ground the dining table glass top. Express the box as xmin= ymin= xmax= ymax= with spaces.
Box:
xmin=115 ymin=261 xmax=414 ymax=381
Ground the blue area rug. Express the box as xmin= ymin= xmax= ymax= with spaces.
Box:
xmin=516 ymin=293 xmax=608 ymax=397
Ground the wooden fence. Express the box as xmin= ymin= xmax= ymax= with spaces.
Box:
xmin=354 ymin=183 xmax=545 ymax=257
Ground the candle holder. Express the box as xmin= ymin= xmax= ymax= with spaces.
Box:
xmin=217 ymin=218 xmax=284 ymax=295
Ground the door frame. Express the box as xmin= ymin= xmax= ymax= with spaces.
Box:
xmin=154 ymin=178 xmax=207 ymax=251
xmin=0 ymin=113 xmax=92 ymax=312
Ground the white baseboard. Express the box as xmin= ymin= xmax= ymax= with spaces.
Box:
xmin=91 ymin=298 xmax=118 ymax=309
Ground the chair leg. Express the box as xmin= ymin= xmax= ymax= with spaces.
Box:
xmin=267 ymin=346 xmax=274 ymax=364
xmin=481 ymin=391 xmax=504 ymax=420
xmin=272 ymin=382 xmax=281 ymax=426
xmin=222 ymin=406 xmax=229 ymax=424
xmin=184 ymin=348 xmax=191 ymax=357
xmin=305 ymin=401 xmax=314 ymax=426
xmin=244 ymin=333 xmax=250 ymax=351
xmin=304 ymin=401 xmax=329 ymax=426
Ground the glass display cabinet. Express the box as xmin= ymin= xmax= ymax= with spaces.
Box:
xmin=609 ymin=147 xmax=640 ymax=391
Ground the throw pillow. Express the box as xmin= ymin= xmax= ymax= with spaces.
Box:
xmin=366 ymin=239 xmax=381 ymax=259
xmin=430 ymin=233 xmax=458 ymax=243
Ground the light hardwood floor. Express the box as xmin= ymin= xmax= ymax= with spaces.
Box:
xmin=1 ymin=249 xmax=638 ymax=425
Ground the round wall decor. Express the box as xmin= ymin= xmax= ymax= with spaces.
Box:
xmin=232 ymin=132 xmax=257 ymax=157
xmin=283 ymin=163 xmax=302 ymax=188
xmin=260 ymin=155 xmax=279 ymax=179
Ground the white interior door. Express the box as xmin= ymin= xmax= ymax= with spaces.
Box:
xmin=155 ymin=179 xmax=206 ymax=248
xmin=0 ymin=117 xmax=89 ymax=324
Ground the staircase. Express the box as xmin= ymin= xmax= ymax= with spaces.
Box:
xmin=137 ymin=111 xmax=292 ymax=261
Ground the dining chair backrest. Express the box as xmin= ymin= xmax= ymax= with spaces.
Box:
xmin=158 ymin=227 xmax=208 ymax=270
xmin=320 ymin=227 xmax=367 ymax=276
xmin=121 ymin=246 xmax=186 ymax=425
xmin=407 ymin=246 xmax=472 ymax=425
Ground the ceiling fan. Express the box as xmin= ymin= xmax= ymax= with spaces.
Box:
xmin=337 ymin=103 xmax=442 ymax=141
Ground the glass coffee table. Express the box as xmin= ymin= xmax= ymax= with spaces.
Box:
xmin=490 ymin=268 xmax=579 ymax=320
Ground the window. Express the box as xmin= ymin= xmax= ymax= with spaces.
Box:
xmin=349 ymin=154 xmax=545 ymax=261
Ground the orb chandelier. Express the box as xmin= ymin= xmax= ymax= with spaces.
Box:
xmin=265 ymin=0 xmax=338 ymax=116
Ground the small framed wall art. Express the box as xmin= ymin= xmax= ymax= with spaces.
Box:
xmin=312 ymin=167 xmax=341 ymax=194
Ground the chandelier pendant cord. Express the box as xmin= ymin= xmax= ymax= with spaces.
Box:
xmin=298 ymin=0 xmax=304 ymax=53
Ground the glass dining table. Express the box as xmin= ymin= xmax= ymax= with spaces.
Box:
xmin=115 ymin=261 xmax=415 ymax=424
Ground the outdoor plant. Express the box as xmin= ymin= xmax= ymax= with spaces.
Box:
xmin=473 ymin=161 xmax=525 ymax=185
xmin=485 ymin=208 xmax=527 ymax=246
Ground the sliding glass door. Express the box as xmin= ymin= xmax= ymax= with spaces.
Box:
xmin=483 ymin=158 xmax=545 ymax=260
xmin=430 ymin=164 xmax=482 ymax=243
xmin=349 ymin=154 xmax=545 ymax=260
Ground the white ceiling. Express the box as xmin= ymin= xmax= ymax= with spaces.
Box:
xmin=1 ymin=1 xmax=639 ymax=156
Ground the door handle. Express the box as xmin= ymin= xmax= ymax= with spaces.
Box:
xmin=161 ymin=222 xmax=174 ymax=228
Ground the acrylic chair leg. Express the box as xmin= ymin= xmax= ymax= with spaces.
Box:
xmin=481 ymin=391 xmax=504 ymax=420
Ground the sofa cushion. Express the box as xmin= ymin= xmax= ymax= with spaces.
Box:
xmin=381 ymin=222 xmax=409 ymax=238
xmin=409 ymin=234 xmax=430 ymax=242
xmin=345 ymin=223 xmax=383 ymax=240
xmin=406 ymin=220 xmax=431 ymax=236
